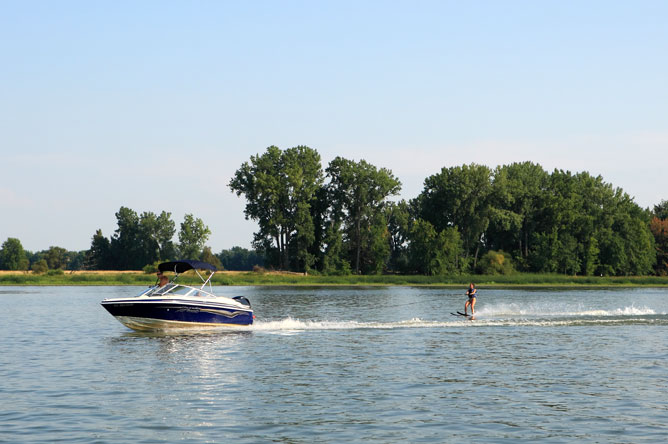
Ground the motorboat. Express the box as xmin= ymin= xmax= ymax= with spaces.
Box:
xmin=101 ymin=260 xmax=253 ymax=331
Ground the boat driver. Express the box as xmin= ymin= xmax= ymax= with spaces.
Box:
xmin=157 ymin=271 xmax=169 ymax=287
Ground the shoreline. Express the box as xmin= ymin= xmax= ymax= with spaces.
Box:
xmin=1 ymin=270 xmax=667 ymax=287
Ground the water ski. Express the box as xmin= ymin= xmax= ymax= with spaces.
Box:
xmin=451 ymin=311 xmax=474 ymax=318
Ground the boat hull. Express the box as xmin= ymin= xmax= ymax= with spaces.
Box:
xmin=101 ymin=299 xmax=253 ymax=331
xmin=111 ymin=316 xmax=251 ymax=331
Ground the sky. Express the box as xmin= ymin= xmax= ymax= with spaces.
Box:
xmin=1 ymin=0 xmax=667 ymax=253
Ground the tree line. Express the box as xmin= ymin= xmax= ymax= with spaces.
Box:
xmin=84 ymin=207 xmax=212 ymax=270
xmin=2 ymin=145 xmax=667 ymax=276
xmin=0 ymin=207 xmax=263 ymax=272
xmin=0 ymin=240 xmax=86 ymax=273
xmin=230 ymin=146 xmax=668 ymax=276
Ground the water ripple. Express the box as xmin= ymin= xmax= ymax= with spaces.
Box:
xmin=1 ymin=286 xmax=668 ymax=443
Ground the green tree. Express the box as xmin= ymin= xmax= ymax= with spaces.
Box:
xmin=218 ymin=247 xmax=265 ymax=271
xmin=606 ymin=203 xmax=655 ymax=275
xmin=31 ymin=259 xmax=48 ymax=274
xmin=478 ymin=250 xmax=515 ymax=275
xmin=44 ymin=246 xmax=68 ymax=270
xmin=415 ymin=163 xmax=492 ymax=270
xmin=65 ymin=251 xmax=86 ymax=270
xmin=85 ymin=229 xmax=112 ymax=270
xmin=654 ymin=200 xmax=668 ymax=220
xmin=650 ymin=198 xmax=668 ymax=275
xmin=178 ymin=214 xmax=211 ymax=259
xmin=555 ymin=233 xmax=581 ymax=275
xmin=320 ymin=174 xmax=349 ymax=275
xmin=530 ymin=228 xmax=560 ymax=273
xmin=321 ymin=219 xmax=351 ymax=275
xmin=650 ymin=217 xmax=668 ymax=275
xmin=326 ymin=157 xmax=401 ymax=274
xmin=366 ymin=213 xmax=391 ymax=274
xmin=138 ymin=211 xmax=176 ymax=264
xmin=102 ymin=207 xmax=179 ymax=269
xmin=408 ymin=219 xmax=461 ymax=275
xmin=386 ymin=200 xmax=411 ymax=272
xmin=109 ymin=206 xmax=142 ymax=269
xmin=528 ymin=170 xmax=655 ymax=275
xmin=230 ymin=145 xmax=324 ymax=271
xmin=308 ymin=186 xmax=330 ymax=271
xmin=230 ymin=146 xmax=282 ymax=266
xmin=284 ymin=147 xmax=323 ymax=271
xmin=201 ymin=246 xmax=223 ymax=269
xmin=0 ymin=238 xmax=29 ymax=270
xmin=487 ymin=162 xmax=548 ymax=266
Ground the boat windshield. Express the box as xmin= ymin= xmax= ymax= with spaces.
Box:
xmin=150 ymin=284 xmax=210 ymax=297
xmin=151 ymin=283 xmax=177 ymax=295
xmin=167 ymin=285 xmax=197 ymax=296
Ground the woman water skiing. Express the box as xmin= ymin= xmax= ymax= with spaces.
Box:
xmin=464 ymin=283 xmax=477 ymax=316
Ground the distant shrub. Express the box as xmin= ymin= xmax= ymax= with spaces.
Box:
xmin=31 ymin=259 xmax=48 ymax=274
xmin=47 ymin=268 xmax=64 ymax=276
xmin=118 ymin=274 xmax=134 ymax=284
xmin=143 ymin=261 xmax=161 ymax=274
xmin=252 ymin=265 xmax=266 ymax=273
xmin=478 ymin=250 xmax=515 ymax=275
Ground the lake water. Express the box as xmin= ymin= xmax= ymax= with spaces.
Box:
xmin=1 ymin=286 xmax=667 ymax=443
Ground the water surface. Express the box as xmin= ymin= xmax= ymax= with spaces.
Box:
xmin=1 ymin=286 xmax=667 ymax=443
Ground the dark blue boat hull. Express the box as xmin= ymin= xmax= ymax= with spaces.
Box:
xmin=101 ymin=299 xmax=253 ymax=328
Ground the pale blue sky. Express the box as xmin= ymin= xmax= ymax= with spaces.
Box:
xmin=1 ymin=0 xmax=667 ymax=252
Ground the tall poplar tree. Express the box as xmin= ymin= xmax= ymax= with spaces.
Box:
xmin=85 ymin=229 xmax=111 ymax=270
xmin=109 ymin=206 xmax=142 ymax=269
xmin=326 ymin=157 xmax=401 ymax=274
xmin=229 ymin=145 xmax=324 ymax=271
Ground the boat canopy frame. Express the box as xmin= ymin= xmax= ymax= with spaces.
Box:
xmin=158 ymin=260 xmax=217 ymax=293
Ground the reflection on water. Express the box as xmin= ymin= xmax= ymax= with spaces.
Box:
xmin=0 ymin=286 xmax=667 ymax=443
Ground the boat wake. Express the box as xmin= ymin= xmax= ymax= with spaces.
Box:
xmin=121 ymin=305 xmax=668 ymax=336
xmin=251 ymin=306 xmax=668 ymax=332
xmin=251 ymin=317 xmax=449 ymax=332
xmin=476 ymin=302 xmax=659 ymax=318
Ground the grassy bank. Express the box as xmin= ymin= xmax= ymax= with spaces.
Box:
xmin=1 ymin=270 xmax=667 ymax=287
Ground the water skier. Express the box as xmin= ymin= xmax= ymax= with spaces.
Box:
xmin=464 ymin=283 xmax=477 ymax=316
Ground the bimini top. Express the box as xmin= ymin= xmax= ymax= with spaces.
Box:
xmin=158 ymin=260 xmax=218 ymax=274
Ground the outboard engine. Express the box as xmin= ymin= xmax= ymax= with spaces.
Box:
xmin=232 ymin=296 xmax=251 ymax=307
